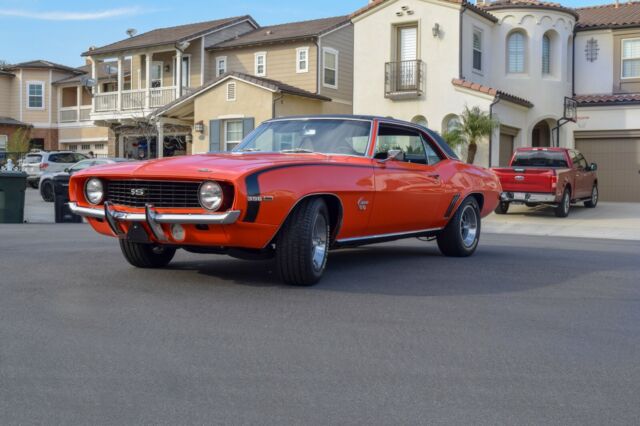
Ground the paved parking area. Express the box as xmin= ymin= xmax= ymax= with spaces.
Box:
xmin=1 ymin=225 xmax=639 ymax=425
xmin=23 ymin=187 xmax=54 ymax=223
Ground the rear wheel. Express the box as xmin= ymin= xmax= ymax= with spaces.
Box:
xmin=494 ymin=201 xmax=509 ymax=215
xmin=28 ymin=181 xmax=38 ymax=189
xmin=276 ymin=198 xmax=330 ymax=286
xmin=437 ymin=197 xmax=481 ymax=257
xmin=119 ymin=240 xmax=176 ymax=268
xmin=584 ymin=185 xmax=598 ymax=208
xmin=555 ymin=188 xmax=571 ymax=218
xmin=40 ymin=180 xmax=54 ymax=202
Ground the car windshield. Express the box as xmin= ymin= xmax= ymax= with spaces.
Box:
xmin=512 ymin=151 xmax=568 ymax=168
xmin=24 ymin=155 xmax=42 ymax=163
xmin=235 ymin=119 xmax=372 ymax=156
xmin=70 ymin=160 xmax=94 ymax=171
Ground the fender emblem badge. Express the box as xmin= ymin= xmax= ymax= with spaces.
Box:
xmin=357 ymin=198 xmax=369 ymax=211
xmin=247 ymin=195 xmax=274 ymax=202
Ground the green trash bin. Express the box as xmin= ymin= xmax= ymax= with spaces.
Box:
xmin=0 ymin=171 xmax=27 ymax=223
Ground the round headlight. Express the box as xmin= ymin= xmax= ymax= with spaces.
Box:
xmin=199 ymin=181 xmax=223 ymax=211
xmin=85 ymin=178 xmax=104 ymax=205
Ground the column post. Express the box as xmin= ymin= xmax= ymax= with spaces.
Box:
xmin=117 ymin=56 xmax=123 ymax=111
xmin=76 ymin=86 xmax=81 ymax=121
xmin=145 ymin=53 xmax=151 ymax=109
xmin=90 ymin=58 xmax=97 ymax=111
xmin=175 ymin=49 xmax=183 ymax=98
xmin=156 ymin=120 xmax=164 ymax=159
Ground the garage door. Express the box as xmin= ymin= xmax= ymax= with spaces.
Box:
xmin=575 ymin=137 xmax=640 ymax=202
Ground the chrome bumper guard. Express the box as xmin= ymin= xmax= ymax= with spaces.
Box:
xmin=69 ymin=202 xmax=241 ymax=238
xmin=500 ymin=192 xmax=557 ymax=203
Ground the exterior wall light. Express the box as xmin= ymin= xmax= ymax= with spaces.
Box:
xmin=185 ymin=133 xmax=193 ymax=144
xmin=194 ymin=121 xmax=204 ymax=133
xmin=432 ymin=23 xmax=441 ymax=38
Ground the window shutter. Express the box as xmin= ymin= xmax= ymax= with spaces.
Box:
xmin=242 ymin=118 xmax=255 ymax=137
xmin=209 ymin=119 xmax=221 ymax=152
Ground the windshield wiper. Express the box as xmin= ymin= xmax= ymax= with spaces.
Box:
xmin=238 ymin=148 xmax=262 ymax=152
xmin=280 ymin=148 xmax=315 ymax=153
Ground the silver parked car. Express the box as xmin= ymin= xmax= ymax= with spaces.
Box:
xmin=39 ymin=157 xmax=134 ymax=202
xmin=22 ymin=151 xmax=89 ymax=189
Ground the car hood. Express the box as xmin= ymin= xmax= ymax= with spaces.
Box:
xmin=73 ymin=153 xmax=334 ymax=181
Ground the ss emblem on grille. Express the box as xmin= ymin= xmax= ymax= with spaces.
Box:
xmin=130 ymin=188 xmax=146 ymax=196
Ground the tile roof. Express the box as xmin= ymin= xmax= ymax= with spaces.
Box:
xmin=480 ymin=0 xmax=579 ymax=19
xmin=575 ymin=93 xmax=640 ymax=106
xmin=211 ymin=16 xmax=350 ymax=50
xmin=350 ymin=0 xmax=497 ymax=22
xmin=576 ymin=2 xmax=640 ymax=30
xmin=8 ymin=60 xmax=83 ymax=74
xmin=452 ymin=78 xmax=534 ymax=107
xmin=0 ymin=117 xmax=30 ymax=126
xmin=83 ymin=16 xmax=255 ymax=56
xmin=0 ymin=70 xmax=15 ymax=77
xmin=152 ymin=71 xmax=331 ymax=117
xmin=53 ymin=62 xmax=132 ymax=84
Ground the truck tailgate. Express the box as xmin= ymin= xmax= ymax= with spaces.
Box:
xmin=492 ymin=167 xmax=561 ymax=193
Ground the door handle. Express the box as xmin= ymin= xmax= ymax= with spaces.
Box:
xmin=427 ymin=173 xmax=440 ymax=181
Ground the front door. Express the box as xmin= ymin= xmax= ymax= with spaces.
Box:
xmin=369 ymin=124 xmax=446 ymax=234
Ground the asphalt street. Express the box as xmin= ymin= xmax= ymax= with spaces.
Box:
xmin=1 ymin=224 xmax=639 ymax=425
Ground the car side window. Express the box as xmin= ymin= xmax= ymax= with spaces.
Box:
xmin=421 ymin=135 xmax=443 ymax=165
xmin=49 ymin=153 xmax=75 ymax=163
xmin=576 ymin=152 xmax=588 ymax=170
xmin=569 ymin=150 xmax=580 ymax=168
xmin=374 ymin=125 xmax=428 ymax=164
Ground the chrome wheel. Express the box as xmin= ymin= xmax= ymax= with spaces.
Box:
xmin=563 ymin=192 xmax=570 ymax=214
xmin=592 ymin=186 xmax=598 ymax=204
xmin=311 ymin=213 xmax=328 ymax=272
xmin=460 ymin=205 xmax=479 ymax=248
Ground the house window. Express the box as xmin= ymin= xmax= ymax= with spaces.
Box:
xmin=473 ymin=29 xmax=482 ymax=72
xmin=0 ymin=135 xmax=7 ymax=151
xmin=542 ymin=34 xmax=551 ymax=75
xmin=27 ymin=82 xmax=44 ymax=109
xmin=175 ymin=55 xmax=190 ymax=88
xmin=225 ymin=120 xmax=243 ymax=151
xmin=296 ymin=47 xmax=309 ymax=73
xmin=216 ymin=56 xmax=227 ymax=77
xmin=507 ymin=31 xmax=526 ymax=73
xmin=622 ymin=38 xmax=640 ymax=78
xmin=323 ymin=47 xmax=338 ymax=88
xmin=151 ymin=62 xmax=163 ymax=88
xmin=226 ymin=82 xmax=236 ymax=101
xmin=255 ymin=52 xmax=266 ymax=76
xmin=81 ymin=144 xmax=91 ymax=151
xmin=68 ymin=144 xmax=77 ymax=151
xmin=94 ymin=143 xmax=105 ymax=150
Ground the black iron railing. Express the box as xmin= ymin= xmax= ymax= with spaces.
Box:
xmin=385 ymin=60 xmax=425 ymax=98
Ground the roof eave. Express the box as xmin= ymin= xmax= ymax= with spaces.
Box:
xmin=208 ymin=35 xmax=318 ymax=51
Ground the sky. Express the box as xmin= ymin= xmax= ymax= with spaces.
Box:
xmin=0 ymin=0 xmax=612 ymax=67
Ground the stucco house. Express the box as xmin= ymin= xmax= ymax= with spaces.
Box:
xmin=351 ymin=0 xmax=640 ymax=201
xmin=150 ymin=15 xmax=354 ymax=155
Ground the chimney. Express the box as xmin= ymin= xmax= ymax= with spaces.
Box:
xmin=615 ymin=0 xmax=619 ymax=8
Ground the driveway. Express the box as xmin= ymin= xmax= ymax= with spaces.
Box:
xmin=484 ymin=202 xmax=640 ymax=241
xmin=1 ymin=225 xmax=639 ymax=425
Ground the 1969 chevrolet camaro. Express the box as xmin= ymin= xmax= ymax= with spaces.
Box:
xmin=69 ymin=115 xmax=501 ymax=286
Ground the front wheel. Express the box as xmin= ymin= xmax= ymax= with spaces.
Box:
xmin=40 ymin=180 xmax=54 ymax=202
xmin=276 ymin=198 xmax=330 ymax=286
xmin=119 ymin=240 xmax=176 ymax=268
xmin=555 ymin=188 xmax=571 ymax=218
xmin=437 ymin=197 xmax=481 ymax=257
xmin=584 ymin=185 xmax=598 ymax=208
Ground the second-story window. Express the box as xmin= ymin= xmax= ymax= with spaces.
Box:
xmin=542 ymin=34 xmax=551 ymax=75
xmin=507 ymin=31 xmax=526 ymax=73
xmin=622 ymin=38 xmax=640 ymax=78
xmin=151 ymin=62 xmax=163 ymax=88
xmin=323 ymin=47 xmax=338 ymax=89
xmin=216 ymin=56 xmax=227 ymax=77
xmin=255 ymin=52 xmax=266 ymax=76
xmin=27 ymin=82 xmax=44 ymax=109
xmin=473 ymin=29 xmax=482 ymax=72
xmin=296 ymin=47 xmax=309 ymax=73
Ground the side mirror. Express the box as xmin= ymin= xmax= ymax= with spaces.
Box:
xmin=63 ymin=168 xmax=70 ymax=173
xmin=589 ymin=163 xmax=598 ymax=172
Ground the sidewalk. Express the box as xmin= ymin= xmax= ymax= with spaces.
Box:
xmin=484 ymin=202 xmax=640 ymax=241
xmin=24 ymin=188 xmax=54 ymax=223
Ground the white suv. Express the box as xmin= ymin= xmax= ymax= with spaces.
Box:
xmin=22 ymin=151 xmax=88 ymax=188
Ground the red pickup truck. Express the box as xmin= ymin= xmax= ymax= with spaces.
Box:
xmin=492 ymin=148 xmax=599 ymax=217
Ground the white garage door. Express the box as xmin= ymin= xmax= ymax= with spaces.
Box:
xmin=575 ymin=137 xmax=640 ymax=202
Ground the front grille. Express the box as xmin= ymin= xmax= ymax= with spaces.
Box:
xmin=105 ymin=180 xmax=201 ymax=208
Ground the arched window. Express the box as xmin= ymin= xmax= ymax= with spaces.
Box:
xmin=542 ymin=34 xmax=551 ymax=75
xmin=411 ymin=115 xmax=428 ymax=128
xmin=507 ymin=31 xmax=526 ymax=73
xmin=443 ymin=115 xmax=460 ymax=133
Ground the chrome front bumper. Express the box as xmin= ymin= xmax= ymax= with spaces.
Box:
xmin=69 ymin=202 xmax=241 ymax=226
xmin=500 ymin=192 xmax=557 ymax=203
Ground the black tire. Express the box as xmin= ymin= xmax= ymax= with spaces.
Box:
xmin=555 ymin=188 xmax=571 ymax=218
xmin=40 ymin=180 xmax=54 ymax=202
xmin=584 ymin=184 xmax=598 ymax=208
xmin=494 ymin=201 xmax=509 ymax=215
xmin=437 ymin=197 xmax=481 ymax=257
xmin=119 ymin=240 xmax=176 ymax=268
xmin=28 ymin=181 xmax=38 ymax=189
xmin=276 ymin=198 xmax=330 ymax=286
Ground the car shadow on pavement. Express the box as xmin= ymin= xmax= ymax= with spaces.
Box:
xmin=171 ymin=241 xmax=588 ymax=297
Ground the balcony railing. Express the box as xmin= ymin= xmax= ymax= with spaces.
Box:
xmin=59 ymin=107 xmax=78 ymax=122
xmin=150 ymin=87 xmax=177 ymax=108
xmin=95 ymin=93 xmax=118 ymax=112
xmin=385 ymin=60 xmax=425 ymax=100
xmin=79 ymin=107 xmax=91 ymax=121
xmin=122 ymin=89 xmax=146 ymax=110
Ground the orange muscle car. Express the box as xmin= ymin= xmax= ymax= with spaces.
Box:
xmin=69 ymin=116 xmax=501 ymax=285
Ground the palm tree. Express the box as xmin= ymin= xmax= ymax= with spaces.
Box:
xmin=451 ymin=106 xmax=499 ymax=164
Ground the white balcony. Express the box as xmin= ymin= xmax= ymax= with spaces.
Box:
xmin=95 ymin=93 xmax=118 ymax=112
xmin=59 ymin=106 xmax=93 ymax=123
xmin=92 ymin=87 xmax=177 ymax=114
xmin=150 ymin=87 xmax=177 ymax=108
xmin=122 ymin=89 xmax=146 ymax=110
